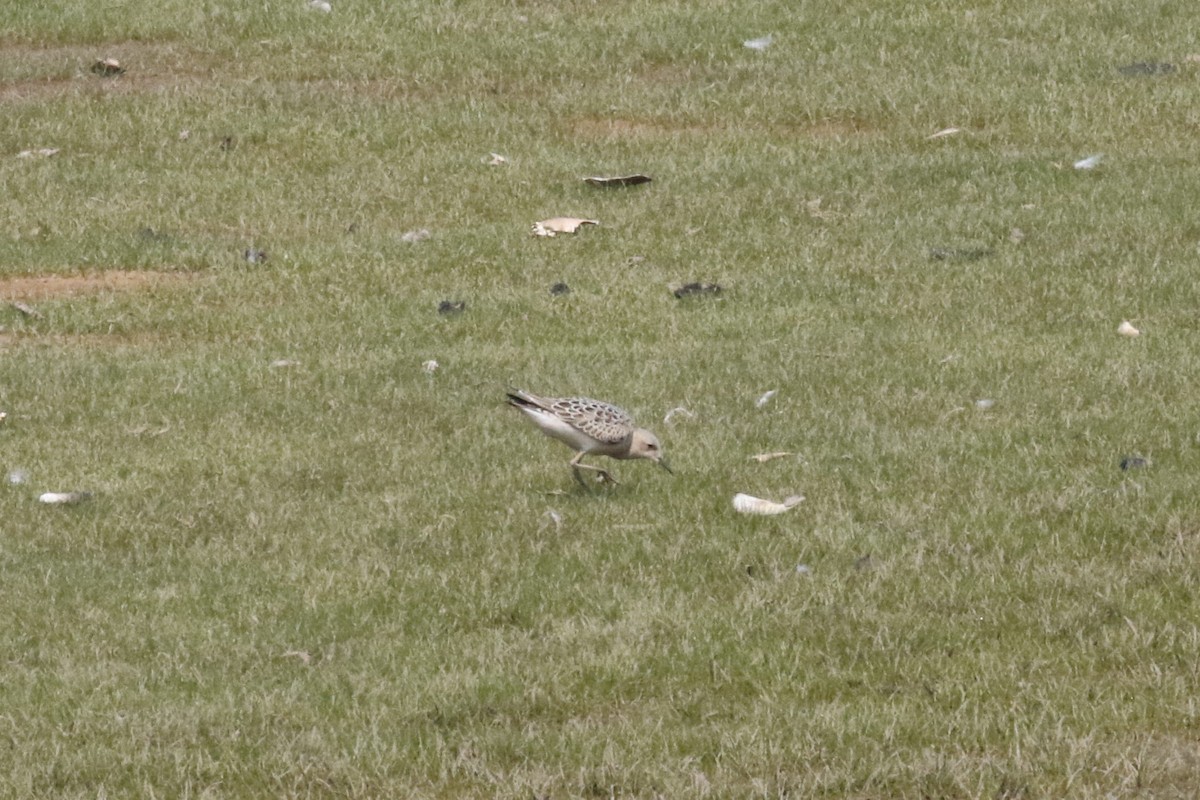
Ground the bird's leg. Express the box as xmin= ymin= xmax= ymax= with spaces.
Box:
xmin=570 ymin=453 xmax=618 ymax=487
xmin=571 ymin=463 xmax=592 ymax=490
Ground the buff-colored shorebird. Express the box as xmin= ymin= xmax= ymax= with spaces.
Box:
xmin=506 ymin=389 xmax=672 ymax=487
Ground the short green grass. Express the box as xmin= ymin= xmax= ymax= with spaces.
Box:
xmin=2 ymin=1 xmax=1199 ymax=796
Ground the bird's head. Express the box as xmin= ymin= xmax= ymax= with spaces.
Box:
xmin=630 ymin=429 xmax=672 ymax=473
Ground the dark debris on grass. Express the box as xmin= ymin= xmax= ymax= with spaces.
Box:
xmin=929 ymin=247 xmax=994 ymax=262
xmin=138 ymin=227 xmax=176 ymax=245
xmin=1117 ymin=62 xmax=1175 ymax=76
xmin=673 ymin=282 xmax=723 ymax=299
xmin=91 ymin=58 xmax=124 ymax=77
xmin=583 ymin=174 xmax=653 ymax=188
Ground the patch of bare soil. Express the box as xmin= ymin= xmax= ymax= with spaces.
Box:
xmin=568 ymin=116 xmax=715 ymax=139
xmin=567 ymin=114 xmax=880 ymax=140
xmin=0 ymin=270 xmax=196 ymax=301
xmin=0 ymin=40 xmax=215 ymax=104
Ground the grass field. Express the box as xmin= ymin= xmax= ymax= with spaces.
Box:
xmin=2 ymin=1 xmax=1200 ymax=797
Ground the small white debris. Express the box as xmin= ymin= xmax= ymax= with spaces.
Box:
xmin=1009 ymin=227 xmax=1026 ymax=244
xmin=795 ymin=564 xmax=812 ymax=575
xmin=541 ymin=509 xmax=563 ymax=532
xmin=1074 ymin=154 xmax=1104 ymax=170
xmin=401 ymin=228 xmax=431 ymax=243
xmin=531 ymin=217 xmax=599 ymax=237
xmin=178 ymin=130 xmax=191 ymax=141
xmin=308 ymin=0 xmax=332 ymax=11
xmin=270 ymin=359 xmax=300 ymax=368
xmin=663 ymin=406 xmax=695 ymax=425
xmin=927 ymin=127 xmax=962 ymax=140
xmin=733 ymin=492 xmax=804 ymax=516
xmin=1117 ymin=320 xmax=1140 ymax=337
xmin=484 ymin=152 xmax=508 ymax=166
xmin=283 ymin=650 xmax=313 ymax=664
xmin=975 ymin=398 xmax=996 ymax=410
xmin=16 ymin=148 xmax=60 ymax=159
xmin=91 ymin=58 xmax=124 ymax=77
xmin=743 ymin=34 xmax=774 ymax=51
xmin=39 ymin=491 xmax=92 ymax=505
xmin=422 ymin=359 xmax=439 ymax=373
xmin=755 ymin=389 xmax=777 ymax=409
xmin=750 ymin=452 xmax=793 ymax=463
xmin=0 ymin=412 xmax=7 ymax=425
xmin=7 ymin=469 xmax=27 ymax=485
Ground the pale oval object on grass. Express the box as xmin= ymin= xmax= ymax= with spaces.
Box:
xmin=39 ymin=491 xmax=92 ymax=505
xmin=1117 ymin=320 xmax=1140 ymax=337
xmin=484 ymin=152 xmax=508 ymax=166
xmin=743 ymin=34 xmax=773 ymax=51
xmin=17 ymin=148 xmax=60 ymax=159
xmin=401 ymin=228 xmax=431 ymax=243
xmin=422 ymin=359 xmax=439 ymax=373
xmin=308 ymin=0 xmax=332 ymax=12
xmin=733 ymin=492 xmax=804 ymax=516
xmin=1074 ymin=154 xmax=1104 ymax=170
xmin=755 ymin=389 xmax=777 ymax=408
xmin=531 ymin=217 xmax=599 ymax=237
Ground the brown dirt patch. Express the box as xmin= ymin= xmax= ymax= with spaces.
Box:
xmin=0 ymin=40 xmax=216 ymax=105
xmin=0 ymin=270 xmax=197 ymax=302
xmin=0 ymin=331 xmax=169 ymax=350
xmin=569 ymin=116 xmax=717 ymax=139
xmin=567 ymin=114 xmax=880 ymax=140
xmin=801 ymin=116 xmax=877 ymax=138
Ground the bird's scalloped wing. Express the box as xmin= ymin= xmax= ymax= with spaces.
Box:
xmin=553 ymin=398 xmax=632 ymax=444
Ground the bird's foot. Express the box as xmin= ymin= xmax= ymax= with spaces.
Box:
xmin=572 ymin=464 xmax=619 ymax=489
xmin=595 ymin=469 xmax=619 ymax=485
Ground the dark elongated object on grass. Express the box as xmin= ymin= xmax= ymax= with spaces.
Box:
xmin=583 ymin=174 xmax=652 ymax=188
xmin=673 ymin=282 xmax=723 ymax=299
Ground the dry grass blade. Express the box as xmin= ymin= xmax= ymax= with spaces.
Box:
xmin=927 ymin=126 xmax=962 ymax=139
xmin=9 ymin=301 xmax=43 ymax=319
xmin=749 ymin=452 xmax=793 ymax=463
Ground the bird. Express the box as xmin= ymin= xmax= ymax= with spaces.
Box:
xmin=506 ymin=389 xmax=672 ymax=487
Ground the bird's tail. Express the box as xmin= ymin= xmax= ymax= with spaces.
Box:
xmin=506 ymin=388 xmax=543 ymax=410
